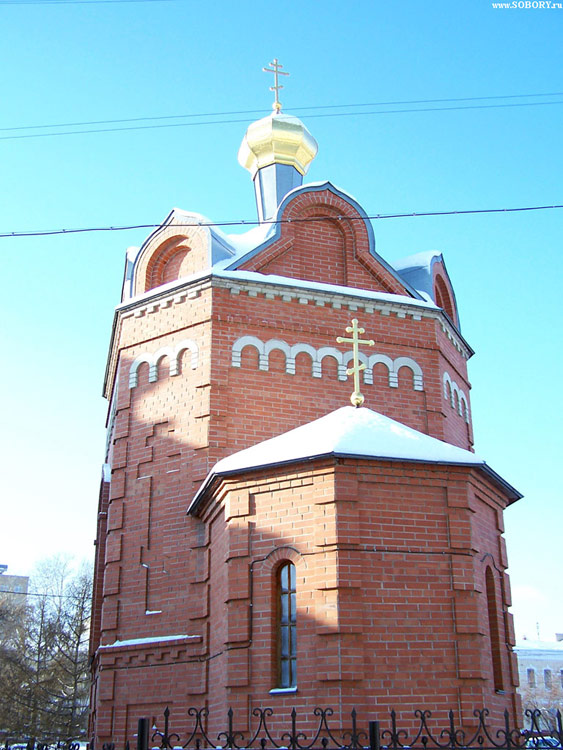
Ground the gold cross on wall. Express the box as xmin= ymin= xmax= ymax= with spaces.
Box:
xmin=337 ymin=319 xmax=375 ymax=407
xmin=263 ymin=58 xmax=289 ymax=114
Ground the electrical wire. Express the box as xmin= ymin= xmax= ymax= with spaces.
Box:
xmin=1 ymin=91 xmax=561 ymax=133
xmin=0 ymin=589 xmax=69 ymax=598
xmin=1 ymin=203 xmax=561 ymax=239
xmin=1 ymin=99 xmax=562 ymax=141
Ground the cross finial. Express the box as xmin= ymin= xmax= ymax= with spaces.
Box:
xmin=336 ymin=319 xmax=375 ymax=407
xmin=263 ymin=58 xmax=289 ymax=113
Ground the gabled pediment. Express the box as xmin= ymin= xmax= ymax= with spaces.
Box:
xmin=225 ymin=183 xmax=422 ymax=300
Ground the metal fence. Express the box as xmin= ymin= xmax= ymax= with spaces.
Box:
xmin=3 ymin=706 xmax=562 ymax=750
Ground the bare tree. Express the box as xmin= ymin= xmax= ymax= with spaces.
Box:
xmin=0 ymin=557 xmax=92 ymax=742
xmin=51 ymin=562 xmax=92 ymax=737
xmin=0 ymin=595 xmax=28 ymax=735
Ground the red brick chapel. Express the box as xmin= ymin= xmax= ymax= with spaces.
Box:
xmin=89 ymin=84 xmax=523 ymax=745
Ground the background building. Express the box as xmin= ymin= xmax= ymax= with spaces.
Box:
xmin=515 ymin=636 xmax=563 ymax=731
xmin=0 ymin=565 xmax=29 ymax=609
xmin=0 ymin=564 xmax=29 ymax=644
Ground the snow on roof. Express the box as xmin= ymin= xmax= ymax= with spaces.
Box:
xmin=391 ymin=250 xmax=463 ymax=331
xmin=393 ymin=250 xmax=443 ymax=273
xmin=99 ymin=634 xmax=199 ymax=649
xmin=189 ymin=406 xmax=513 ymax=513
xmin=214 ymin=406 xmax=484 ymax=470
xmin=222 ymin=221 xmax=276 ymax=257
xmin=126 ymin=245 xmax=141 ymax=263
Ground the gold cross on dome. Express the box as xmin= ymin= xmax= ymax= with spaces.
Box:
xmin=337 ymin=319 xmax=375 ymax=408
xmin=263 ymin=58 xmax=289 ymax=113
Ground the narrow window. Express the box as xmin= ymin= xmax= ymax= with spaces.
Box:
xmin=527 ymin=668 xmax=536 ymax=687
xmin=544 ymin=669 xmax=552 ymax=689
xmin=278 ymin=562 xmax=297 ymax=688
xmin=560 ymin=669 xmax=563 ymax=688
xmin=485 ymin=566 xmax=504 ymax=691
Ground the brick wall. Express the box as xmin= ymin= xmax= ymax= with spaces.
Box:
xmin=188 ymin=457 xmax=519 ymax=733
xmin=89 ymin=185 xmax=516 ymax=744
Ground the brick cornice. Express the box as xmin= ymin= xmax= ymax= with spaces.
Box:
xmin=213 ymin=273 xmax=473 ymax=358
xmin=103 ymin=270 xmax=473 ymax=400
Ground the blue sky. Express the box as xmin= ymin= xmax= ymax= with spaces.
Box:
xmin=1 ymin=0 xmax=561 ymax=641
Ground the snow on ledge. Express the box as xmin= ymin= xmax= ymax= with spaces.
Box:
xmin=102 ymin=463 xmax=111 ymax=483
xmin=213 ymin=269 xmax=438 ymax=310
xmin=99 ymin=634 xmax=200 ymax=649
xmin=116 ymin=267 xmax=439 ymax=314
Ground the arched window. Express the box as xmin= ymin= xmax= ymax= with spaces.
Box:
xmin=277 ymin=562 xmax=297 ymax=688
xmin=144 ymin=237 xmax=190 ymax=292
xmin=485 ymin=566 xmax=504 ymax=691
xmin=527 ymin=668 xmax=536 ymax=687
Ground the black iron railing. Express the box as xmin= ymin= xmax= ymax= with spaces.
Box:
xmin=2 ymin=706 xmax=562 ymax=750
xmin=141 ymin=706 xmax=563 ymax=750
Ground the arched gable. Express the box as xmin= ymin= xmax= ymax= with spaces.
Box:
xmin=393 ymin=251 xmax=461 ymax=330
xmin=131 ymin=218 xmax=211 ymax=297
xmin=134 ymin=227 xmax=208 ymax=296
xmin=233 ymin=184 xmax=417 ymax=298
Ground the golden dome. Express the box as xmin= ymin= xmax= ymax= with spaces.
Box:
xmin=238 ymin=113 xmax=318 ymax=179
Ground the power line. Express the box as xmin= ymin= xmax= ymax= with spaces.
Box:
xmin=306 ymin=99 xmax=563 ymax=120
xmin=1 ymin=91 xmax=561 ymax=133
xmin=296 ymin=91 xmax=563 ymax=110
xmin=1 ymin=99 xmax=562 ymax=142
xmin=0 ymin=589 xmax=69 ymax=598
xmin=0 ymin=108 xmax=268 ymax=132
xmin=1 ymin=203 xmax=561 ymax=239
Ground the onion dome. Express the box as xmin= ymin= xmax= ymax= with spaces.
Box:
xmin=238 ymin=113 xmax=318 ymax=222
xmin=238 ymin=113 xmax=318 ymax=178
